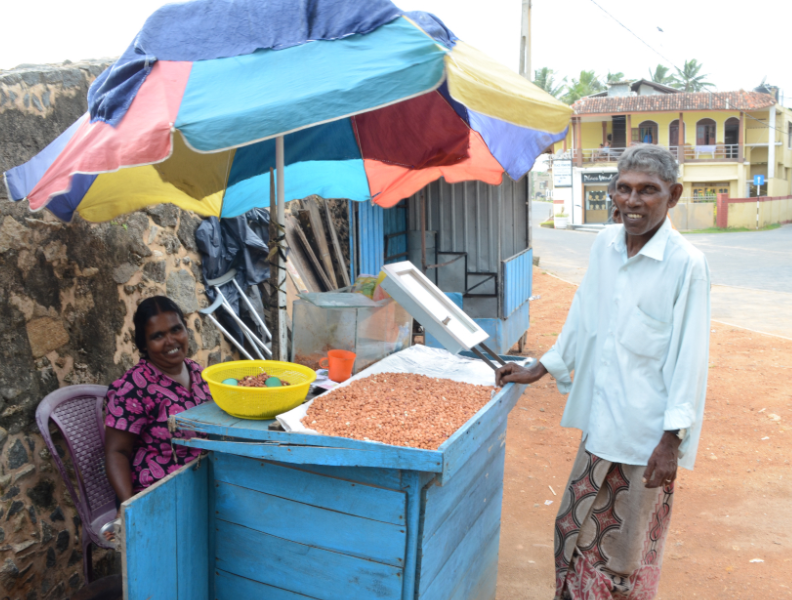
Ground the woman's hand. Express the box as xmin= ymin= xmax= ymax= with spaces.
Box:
xmin=495 ymin=360 xmax=548 ymax=387
xmin=102 ymin=513 xmax=120 ymax=542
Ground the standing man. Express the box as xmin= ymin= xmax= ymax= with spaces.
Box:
xmin=497 ymin=145 xmax=710 ymax=599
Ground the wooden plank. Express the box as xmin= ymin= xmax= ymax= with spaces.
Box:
xmin=121 ymin=466 xmax=178 ymax=600
xmin=176 ymin=460 xmax=210 ymax=600
xmin=215 ymin=519 xmax=404 ymax=600
xmin=400 ymin=470 xmax=423 ymax=600
xmin=422 ymin=423 xmax=507 ymax=541
xmin=283 ymin=214 xmax=323 ymax=292
xmin=438 ymin=383 xmax=523 ymax=485
xmin=215 ymin=481 xmax=407 ymax=567
xmin=176 ymin=437 xmax=443 ymax=472
xmin=214 ymin=453 xmax=406 ymax=525
xmin=419 ymin=448 xmax=505 ymax=593
xmin=288 ymin=214 xmax=334 ymax=290
xmin=174 ymin=401 xmax=243 ymax=430
xmin=286 ymin=257 xmax=310 ymax=293
xmin=289 ymin=462 xmax=403 ymax=490
xmin=175 ymin=403 xmax=442 ymax=466
xmin=301 ymin=197 xmax=338 ymax=288
xmin=216 ymin=569 xmax=320 ymax=600
xmin=445 ymin=527 xmax=500 ymax=600
xmin=418 ymin=494 xmax=502 ymax=600
xmin=324 ymin=200 xmax=351 ymax=287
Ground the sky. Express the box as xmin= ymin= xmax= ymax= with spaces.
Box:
xmin=1 ymin=0 xmax=788 ymax=105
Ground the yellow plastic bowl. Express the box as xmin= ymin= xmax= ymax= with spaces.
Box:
xmin=202 ymin=360 xmax=317 ymax=420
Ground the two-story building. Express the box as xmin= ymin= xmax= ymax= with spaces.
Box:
xmin=550 ymin=80 xmax=792 ymax=226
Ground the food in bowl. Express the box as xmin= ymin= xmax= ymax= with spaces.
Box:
xmin=237 ymin=373 xmax=290 ymax=387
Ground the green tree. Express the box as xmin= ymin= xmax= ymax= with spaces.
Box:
xmin=606 ymin=71 xmax=625 ymax=83
xmin=533 ymin=67 xmax=566 ymax=98
xmin=562 ymin=70 xmax=604 ymax=104
xmin=648 ymin=64 xmax=674 ymax=85
xmin=671 ymin=59 xmax=714 ymax=92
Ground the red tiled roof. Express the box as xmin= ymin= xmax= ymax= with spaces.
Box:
xmin=572 ymin=90 xmax=776 ymax=114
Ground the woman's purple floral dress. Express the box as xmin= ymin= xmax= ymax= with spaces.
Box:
xmin=105 ymin=358 xmax=210 ymax=492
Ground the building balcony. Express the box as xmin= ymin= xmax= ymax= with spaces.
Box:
xmin=566 ymin=143 xmax=742 ymax=165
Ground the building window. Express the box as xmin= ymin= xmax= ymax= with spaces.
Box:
xmin=696 ymin=118 xmax=716 ymax=145
xmin=692 ymin=182 xmax=729 ymax=202
xmin=788 ymin=122 xmax=792 ymax=149
xmin=669 ymin=120 xmax=686 ymax=147
xmin=634 ymin=121 xmax=658 ymax=145
xmin=724 ymin=117 xmax=740 ymax=159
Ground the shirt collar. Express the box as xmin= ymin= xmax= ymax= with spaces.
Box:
xmin=610 ymin=217 xmax=672 ymax=261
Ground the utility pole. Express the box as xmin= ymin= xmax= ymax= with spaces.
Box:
xmin=519 ymin=0 xmax=532 ymax=80
xmin=520 ymin=0 xmax=533 ymax=238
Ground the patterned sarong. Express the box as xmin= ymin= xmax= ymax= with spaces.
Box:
xmin=554 ymin=443 xmax=674 ymax=600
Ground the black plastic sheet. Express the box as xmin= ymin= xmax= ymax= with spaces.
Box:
xmin=195 ymin=209 xmax=271 ymax=345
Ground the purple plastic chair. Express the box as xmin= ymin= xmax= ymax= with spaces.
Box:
xmin=36 ymin=385 xmax=117 ymax=583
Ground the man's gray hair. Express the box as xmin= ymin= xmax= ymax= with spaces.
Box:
xmin=617 ymin=145 xmax=678 ymax=184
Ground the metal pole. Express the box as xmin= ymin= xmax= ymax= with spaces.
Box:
xmin=275 ymin=136 xmax=288 ymax=361
xmin=519 ymin=0 xmax=532 ymax=80
xmin=420 ymin=191 xmax=427 ymax=273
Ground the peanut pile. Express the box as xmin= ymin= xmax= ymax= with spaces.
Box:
xmin=302 ymin=373 xmax=497 ymax=450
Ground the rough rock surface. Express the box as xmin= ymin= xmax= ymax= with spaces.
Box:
xmin=0 ymin=60 xmax=232 ymax=597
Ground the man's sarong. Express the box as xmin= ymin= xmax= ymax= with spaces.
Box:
xmin=554 ymin=443 xmax=674 ymax=600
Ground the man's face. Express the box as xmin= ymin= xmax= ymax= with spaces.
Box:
xmin=614 ymin=170 xmax=682 ymax=237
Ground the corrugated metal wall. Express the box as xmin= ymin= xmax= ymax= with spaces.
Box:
xmin=355 ymin=201 xmax=384 ymax=276
xmin=403 ymin=176 xmax=530 ymax=318
xmin=406 ymin=177 xmax=529 ymax=274
xmin=503 ymin=248 xmax=533 ymax=318
xmin=353 ymin=176 xmax=531 ymax=318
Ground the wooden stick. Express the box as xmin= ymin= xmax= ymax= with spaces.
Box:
xmin=300 ymin=197 xmax=338 ymax=288
xmin=324 ymin=200 xmax=352 ymax=287
xmin=286 ymin=215 xmax=334 ymax=291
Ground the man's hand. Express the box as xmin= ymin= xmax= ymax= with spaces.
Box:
xmin=642 ymin=431 xmax=682 ymax=488
xmin=495 ymin=360 xmax=548 ymax=387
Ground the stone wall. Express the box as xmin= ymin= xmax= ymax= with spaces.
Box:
xmin=1 ymin=62 xmax=230 ymax=598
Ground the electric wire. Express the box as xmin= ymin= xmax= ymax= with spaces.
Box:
xmin=588 ymin=0 xmax=787 ymax=124
xmin=587 ymin=0 xmax=682 ymax=72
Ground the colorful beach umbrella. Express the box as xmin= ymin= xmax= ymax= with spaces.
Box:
xmin=3 ymin=0 xmax=572 ymax=223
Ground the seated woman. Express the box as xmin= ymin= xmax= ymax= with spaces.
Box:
xmin=104 ymin=296 xmax=212 ymax=509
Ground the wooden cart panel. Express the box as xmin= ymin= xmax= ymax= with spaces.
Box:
xmin=121 ymin=458 xmax=210 ymax=600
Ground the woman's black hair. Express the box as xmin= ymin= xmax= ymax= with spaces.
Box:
xmin=133 ymin=296 xmax=186 ymax=355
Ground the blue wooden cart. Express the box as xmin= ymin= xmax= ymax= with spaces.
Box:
xmin=117 ymin=362 xmax=527 ymax=600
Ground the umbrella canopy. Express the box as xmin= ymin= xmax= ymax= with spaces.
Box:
xmin=4 ymin=0 xmax=572 ymax=223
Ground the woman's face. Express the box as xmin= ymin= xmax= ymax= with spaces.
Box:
xmin=143 ymin=312 xmax=188 ymax=371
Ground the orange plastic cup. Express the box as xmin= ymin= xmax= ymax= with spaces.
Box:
xmin=319 ymin=350 xmax=356 ymax=383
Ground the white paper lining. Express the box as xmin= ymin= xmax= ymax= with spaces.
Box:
xmin=277 ymin=345 xmax=531 ymax=434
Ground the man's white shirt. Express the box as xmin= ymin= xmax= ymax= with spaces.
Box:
xmin=540 ymin=219 xmax=710 ymax=470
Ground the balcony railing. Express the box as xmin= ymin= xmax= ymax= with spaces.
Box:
xmin=566 ymin=143 xmax=741 ymax=165
xmin=669 ymin=144 xmax=740 ymax=160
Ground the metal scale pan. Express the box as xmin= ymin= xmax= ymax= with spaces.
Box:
xmin=380 ymin=261 xmax=507 ymax=370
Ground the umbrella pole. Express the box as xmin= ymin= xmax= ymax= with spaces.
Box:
xmin=273 ymin=136 xmax=289 ymax=361
xmin=420 ymin=191 xmax=427 ymax=274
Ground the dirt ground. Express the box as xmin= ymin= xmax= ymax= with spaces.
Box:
xmin=496 ymin=267 xmax=792 ymax=599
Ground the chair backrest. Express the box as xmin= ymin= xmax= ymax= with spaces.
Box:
xmin=36 ymin=385 xmax=116 ymax=543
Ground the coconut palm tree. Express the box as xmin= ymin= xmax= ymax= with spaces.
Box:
xmin=533 ymin=67 xmax=566 ymax=99
xmin=606 ymin=71 xmax=625 ymax=83
xmin=648 ymin=64 xmax=674 ymax=86
xmin=562 ymin=70 xmax=604 ymax=104
xmin=671 ymin=59 xmax=714 ymax=92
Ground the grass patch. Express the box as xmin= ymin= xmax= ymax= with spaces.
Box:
xmin=682 ymin=223 xmax=781 ymax=234
xmin=540 ymin=219 xmax=555 ymax=228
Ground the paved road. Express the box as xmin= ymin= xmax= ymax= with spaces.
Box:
xmin=532 ymin=222 xmax=792 ymax=339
